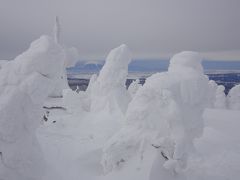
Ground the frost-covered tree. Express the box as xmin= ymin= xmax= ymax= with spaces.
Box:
xmin=63 ymin=45 xmax=131 ymax=114
xmin=128 ymin=79 xmax=141 ymax=98
xmin=0 ymin=20 xmax=78 ymax=179
xmin=207 ymin=80 xmax=218 ymax=108
xmin=86 ymin=74 xmax=98 ymax=95
xmin=64 ymin=46 xmax=79 ymax=68
xmin=227 ymin=84 xmax=240 ymax=110
xmin=53 ymin=16 xmax=61 ymax=44
xmin=14 ymin=35 xmax=69 ymax=97
xmin=207 ymin=80 xmax=226 ymax=109
xmin=214 ymin=85 xmax=226 ymax=109
xmin=101 ymin=51 xmax=210 ymax=173
xmin=90 ymin=44 xmax=131 ymax=113
xmin=53 ymin=16 xmax=79 ymax=68
xmin=0 ymin=38 xmax=58 ymax=179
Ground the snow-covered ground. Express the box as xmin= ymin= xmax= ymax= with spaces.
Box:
xmin=37 ymin=105 xmax=240 ymax=180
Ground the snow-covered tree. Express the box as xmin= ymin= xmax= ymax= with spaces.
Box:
xmin=13 ymin=35 xmax=69 ymax=97
xmin=53 ymin=16 xmax=61 ymax=44
xmin=63 ymin=45 xmax=131 ymax=114
xmin=86 ymin=74 xmax=98 ymax=95
xmin=214 ymin=85 xmax=226 ymax=109
xmin=101 ymin=51 xmax=210 ymax=173
xmin=207 ymin=80 xmax=218 ymax=108
xmin=227 ymin=84 xmax=240 ymax=110
xmin=0 ymin=27 xmax=79 ymax=178
xmin=207 ymin=80 xmax=226 ymax=109
xmin=90 ymin=44 xmax=131 ymax=113
xmin=64 ymin=46 xmax=79 ymax=68
xmin=128 ymin=79 xmax=142 ymax=98
xmin=0 ymin=38 xmax=58 ymax=179
xmin=53 ymin=16 xmax=79 ymax=68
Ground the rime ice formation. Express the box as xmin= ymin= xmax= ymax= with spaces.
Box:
xmin=0 ymin=41 xmax=57 ymax=179
xmin=62 ymin=45 xmax=131 ymax=114
xmin=128 ymin=79 xmax=141 ymax=98
xmin=207 ymin=80 xmax=218 ymax=108
xmin=14 ymin=35 xmax=69 ymax=97
xmin=90 ymin=44 xmax=131 ymax=113
xmin=0 ymin=27 xmax=78 ymax=179
xmin=101 ymin=51 xmax=210 ymax=173
xmin=214 ymin=85 xmax=226 ymax=109
xmin=53 ymin=16 xmax=79 ymax=68
xmin=63 ymin=44 xmax=132 ymax=114
xmin=53 ymin=16 xmax=61 ymax=44
xmin=207 ymin=80 xmax=226 ymax=109
xmin=64 ymin=47 xmax=79 ymax=68
xmin=86 ymin=74 xmax=98 ymax=95
xmin=227 ymin=84 xmax=240 ymax=110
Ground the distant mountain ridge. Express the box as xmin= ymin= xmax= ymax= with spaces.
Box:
xmin=67 ymin=59 xmax=240 ymax=74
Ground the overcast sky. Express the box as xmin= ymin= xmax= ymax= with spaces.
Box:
xmin=1 ymin=0 xmax=240 ymax=60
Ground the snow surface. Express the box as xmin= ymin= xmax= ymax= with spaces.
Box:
xmin=37 ymin=102 xmax=240 ymax=180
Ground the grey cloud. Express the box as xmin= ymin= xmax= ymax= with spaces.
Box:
xmin=0 ymin=0 xmax=240 ymax=60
